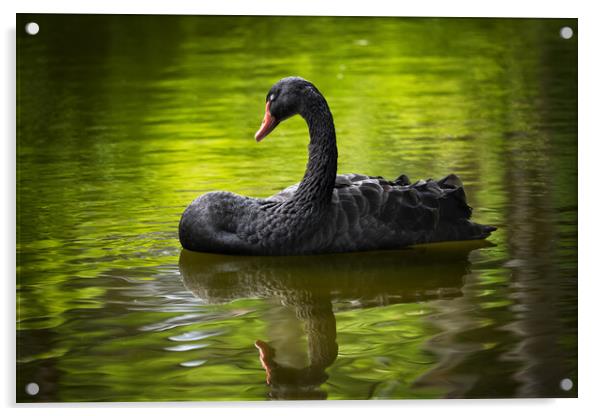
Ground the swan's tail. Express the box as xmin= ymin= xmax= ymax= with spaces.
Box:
xmin=434 ymin=219 xmax=497 ymax=242
xmin=411 ymin=173 xmax=497 ymax=242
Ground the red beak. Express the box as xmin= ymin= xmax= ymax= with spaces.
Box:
xmin=255 ymin=101 xmax=279 ymax=142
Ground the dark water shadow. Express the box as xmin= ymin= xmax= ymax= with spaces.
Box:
xmin=178 ymin=241 xmax=492 ymax=400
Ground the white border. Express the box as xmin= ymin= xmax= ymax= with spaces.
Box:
xmin=3 ymin=1 xmax=600 ymax=415
xmin=6 ymin=0 xmax=582 ymax=17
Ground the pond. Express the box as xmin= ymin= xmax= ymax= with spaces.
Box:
xmin=16 ymin=15 xmax=577 ymax=401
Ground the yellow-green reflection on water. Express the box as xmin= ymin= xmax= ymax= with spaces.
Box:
xmin=17 ymin=15 xmax=577 ymax=401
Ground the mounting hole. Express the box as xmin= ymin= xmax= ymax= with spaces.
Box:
xmin=560 ymin=378 xmax=573 ymax=391
xmin=25 ymin=22 xmax=40 ymax=35
xmin=560 ymin=26 xmax=573 ymax=39
xmin=25 ymin=382 xmax=39 ymax=396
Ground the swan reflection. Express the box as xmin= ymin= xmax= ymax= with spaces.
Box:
xmin=178 ymin=241 xmax=491 ymax=400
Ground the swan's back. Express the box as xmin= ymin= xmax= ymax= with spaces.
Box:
xmin=270 ymin=173 xmax=495 ymax=253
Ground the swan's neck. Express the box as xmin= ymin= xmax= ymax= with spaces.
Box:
xmin=292 ymin=93 xmax=338 ymax=208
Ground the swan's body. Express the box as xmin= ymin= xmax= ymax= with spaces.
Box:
xmin=179 ymin=77 xmax=495 ymax=255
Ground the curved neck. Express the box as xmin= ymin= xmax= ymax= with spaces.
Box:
xmin=292 ymin=91 xmax=338 ymax=207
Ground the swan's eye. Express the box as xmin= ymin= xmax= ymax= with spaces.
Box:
xmin=270 ymin=94 xmax=276 ymax=102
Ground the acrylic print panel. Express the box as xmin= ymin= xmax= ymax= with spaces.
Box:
xmin=16 ymin=14 xmax=577 ymax=402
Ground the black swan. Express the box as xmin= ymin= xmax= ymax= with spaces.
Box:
xmin=179 ymin=77 xmax=496 ymax=255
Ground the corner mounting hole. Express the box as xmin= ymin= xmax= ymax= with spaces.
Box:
xmin=25 ymin=22 xmax=39 ymax=36
xmin=25 ymin=382 xmax=39 ymax=396
xmin=560 ymin=378 xmax=573 ymax=391
xmin=560 ymin=26 xmax=573 ymax=39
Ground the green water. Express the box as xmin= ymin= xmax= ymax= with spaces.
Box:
xmin=16 ymin=15 xmax=577 ymax=401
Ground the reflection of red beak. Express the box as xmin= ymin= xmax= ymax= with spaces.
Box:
xmin=255 ymin=101 xmax=279 ymax=142
xmin=255 ymin=339 xmax=275 ymax=385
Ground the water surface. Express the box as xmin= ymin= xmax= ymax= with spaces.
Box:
xmin=17 ymin=15 xmax=577 ymax=401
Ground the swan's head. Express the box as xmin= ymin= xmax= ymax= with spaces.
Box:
xmin=255 ymin=77 xmax=318 ymax=142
